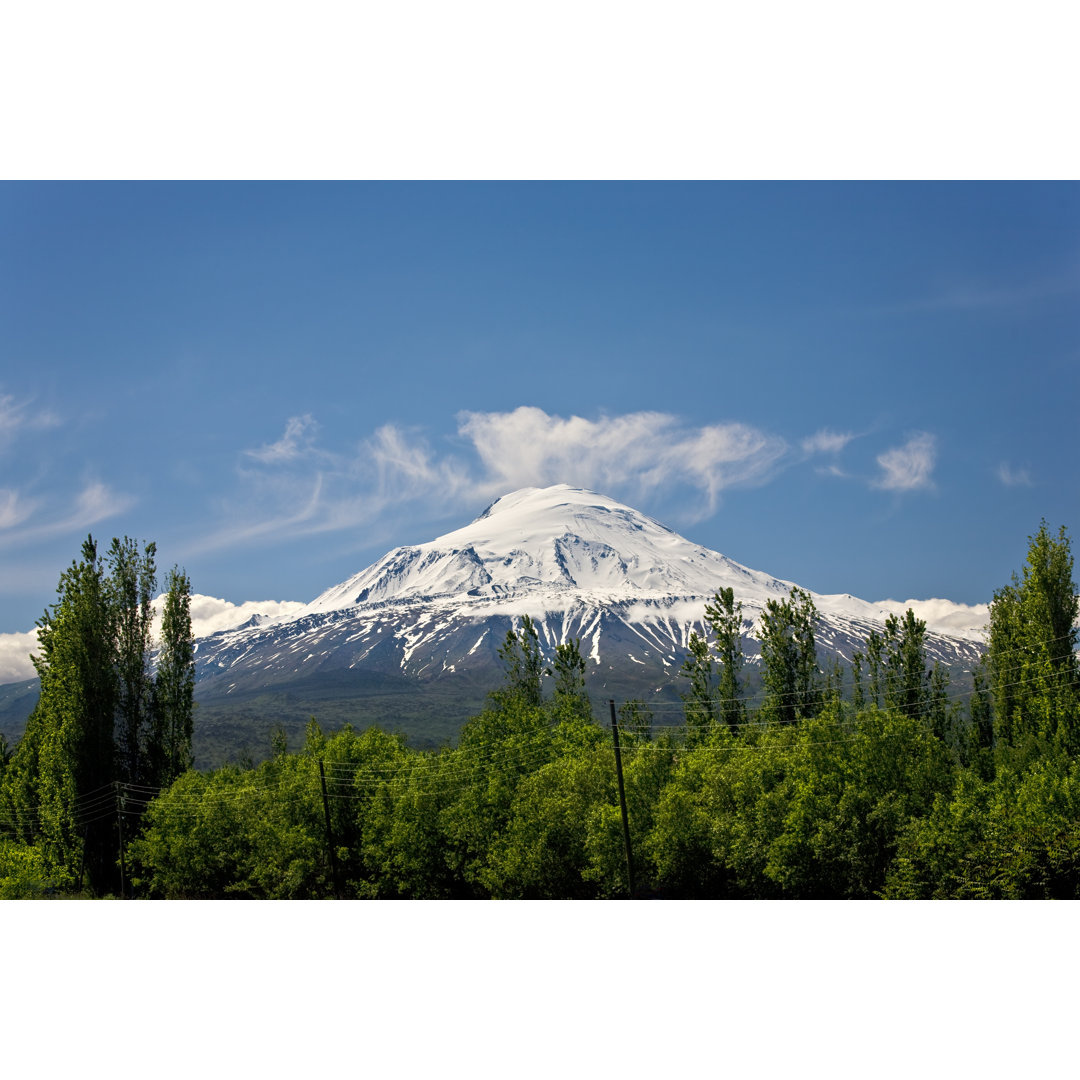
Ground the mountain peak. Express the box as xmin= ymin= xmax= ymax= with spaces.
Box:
xmin=187 ymin=485 xmax=986 ymax=734
xmin=307 ymin=484 xmax=724 ymax=613
xmin=477 ymin=484 xmax=626 ymax=520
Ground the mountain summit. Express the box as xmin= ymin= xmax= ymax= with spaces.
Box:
xmin=190 ymin=485 xmax=985 ymax=747
xmin=306 ymin=484 xmax=778 ymax=612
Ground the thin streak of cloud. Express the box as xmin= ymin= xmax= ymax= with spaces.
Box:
xmin=872 ymin=273 xmax=1080 ymax=316
xmin=187 ymin=474 xmax=325 ymax=555
xmin=873 ymin=432 xmax=937 ymax=492
xmin=0 ymin=481 xmax=136 ymax=549
xmin=815 ymin=463 xmax=850 ymax=479
xmin=802 ymin=428 xmax=856 ymax=455
xmin=245 ymin=414 xmax=321 ymax=464
xmin=0 ymin=390 xmax=61 ymax=450
xmin=73 ymin=481 xmax=134 ymax=524
xmin=998 ymin=463 xmax=1033 ymax=487
xmin=367 ymin=424 xmax=472 ymax=503
xmin=0 ymin=489 xmax=37 ymax=531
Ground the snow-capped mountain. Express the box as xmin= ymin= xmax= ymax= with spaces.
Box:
xmin=192 ymin=485 xmax=987 ymax=711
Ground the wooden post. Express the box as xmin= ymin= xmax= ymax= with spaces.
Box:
xmin=116 ymin=782 xmax=127 ymax=900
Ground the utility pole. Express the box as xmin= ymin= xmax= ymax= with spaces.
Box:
xmin=116 ymin=782 xmax=127 ymax=900
xmin=319 ymin=759 xmax=342 ymax=899
xmin=609 ymin=700 xmax=636 ymax=899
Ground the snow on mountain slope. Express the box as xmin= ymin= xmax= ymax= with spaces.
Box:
xmin=190 ymin=485 xmax=988 ymax=702
xmin=0 ymin=487 xmax=993 ymax=694
xmin=307 ymin=485 xmax=792 ymax=612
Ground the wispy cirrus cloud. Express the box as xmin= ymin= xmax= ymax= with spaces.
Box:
xmin=0 ymin=480 xmax=136 ymax=549
xmin=0 ymin=390 xmax=60 ymax=450
xmin=205 ymin=407 xmax=792 ymax=552
xmin=207 ymin=408 xmax=947 ymax=556
xmin=870 ymin=271 xmax=1080 ymax=316
xmin=0 ymin=489 xmax=37 ymax=531
xmin=998 ymin=463 xmax=1033 ymax=487
xmin=801 ymin=428 xmax=857 ymax=456
xmin=907 ymin=276 xmax=1080 ymax=312
xmin=873 ymin=432 xmax=937 ymax=492
xmin=367 ymin=423 xmax=474 ymax=504
xmin=244 ymin=413 xmax=321 ymax=464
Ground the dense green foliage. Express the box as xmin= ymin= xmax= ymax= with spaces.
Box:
xmin=4 ymin=522 xmax=1078 ymax=899
xmin=0 ymin=536 xmax=194 ymax=895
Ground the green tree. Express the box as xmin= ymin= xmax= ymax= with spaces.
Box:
xmin=547 ymin=638 xmax=591 ymax=724
xmin=151 ymin=566 xmax=195 ymax=785
xmin=485 ymin=747 xmax=616 ymax=899
xmin=493 ymin=615 xmax=544 ymax=709
xmin=7 ymin=535 xmax=195 ymax=894
xmin=989 ymin=522 xmax=1079 ymax=753
xmin=705 ymin=587 xmax=746 ymax=733
xmin=108 ymin=537 xmax=157 ymax=786
xmin=618 ymin=699 xmax=653 ymax=744
xmin=759 ymin=587 xmax=820 ymax=724
xmin=679 ymin=630 xmax=716 ymax=743
xmin=31 ymin=538 xmax=117 ymax=890
xmin=439 ymin=695 xmax=556 ymax=896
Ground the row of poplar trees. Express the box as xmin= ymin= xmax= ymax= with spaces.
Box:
xmin=681 ymin=520 xmax=1079 ymax=758
xmin=1 ymin=535 xmax=195 ymax=895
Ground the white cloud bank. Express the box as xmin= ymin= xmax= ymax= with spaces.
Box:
xmin=872 ymin=598 xmax=990 ymax=643
xmin=151 ymin=594 xmax=307 ymax=640
xmin=457 ymin=407 xmax=788 ymax=514
xmin=0 ymin=596 xmax=308 ymax=686
xmin=0 ymin=630 xmax=40 ymax=684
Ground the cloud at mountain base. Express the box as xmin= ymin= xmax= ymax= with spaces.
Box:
xmin=0 ymin=630 xmax=39 ymax=684
xmin=0 ymin=597 xmax=310 ymax=686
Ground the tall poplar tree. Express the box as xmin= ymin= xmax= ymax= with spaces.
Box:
xmin=152 ymin=567 xmax=196 ymax=785
xmin=759 ymin=587 xmax=820 ymax=724
xmin=989 ymin=522 xmax=1079 ymax=752
xmin=547 ymin=637 xmax=591 ymax=724
xmin=493 ymin=615 xmax=544 ymax=709
xmin=679 ymin=631 xmax=716 ymax=742
xmin=8 ymin=535 xmax=197 ymax=893
xmin=108 ymin=537 xmax=157 ymax=786
xmin=31 ymin=538 xmax=117 ymax=887
xmin=705 ymin=587 xmax=746 ymax=732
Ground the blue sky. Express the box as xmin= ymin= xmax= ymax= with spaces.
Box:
xmin=2 ymin=181 xmax=1077 ymax=634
